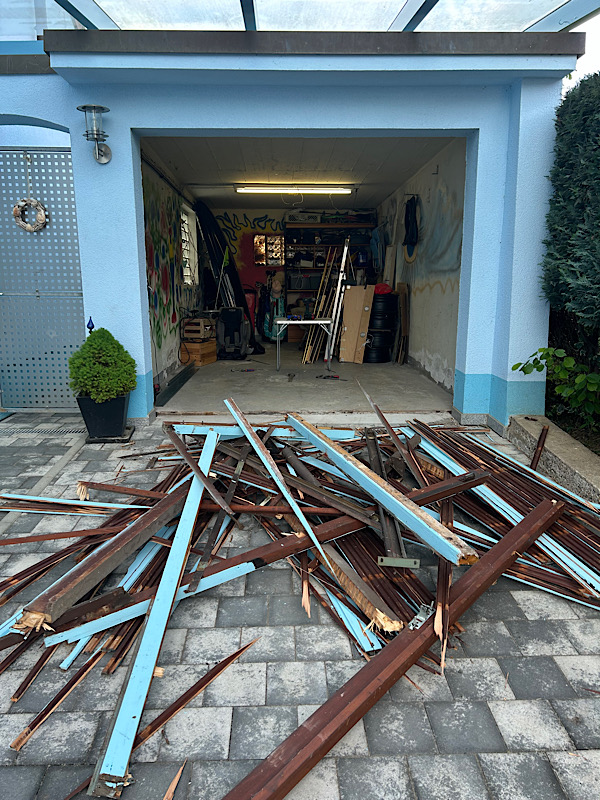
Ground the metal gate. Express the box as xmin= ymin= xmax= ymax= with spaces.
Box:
xmin=0 ymin=148 xmax=85 ymax=409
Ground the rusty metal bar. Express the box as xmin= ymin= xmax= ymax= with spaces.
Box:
xmin=222 ymin=498 xmax=564 ymax=800
xmin=530 ymin=425 xmax=550 ymax=470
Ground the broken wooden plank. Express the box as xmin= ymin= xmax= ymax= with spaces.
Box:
xmin=320 ymin=544 xmax=403 ymax=632
xmin=88 ymin=432 xmax=219 ymax=798
xmin=18 ymin=481 xmax=190 ymax=630
xmin=61 ymin=638 xmax=258 ymax=800
xmin=287 ymin=413 xmax=478 ymax=565
xmin=222 ymin=498 xmax=564 ymax=800
xmin=224 ymin=398 xmax=331 ymax=565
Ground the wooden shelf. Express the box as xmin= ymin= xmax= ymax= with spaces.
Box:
xmin=285 ymin=222 xmax=375 ymax=229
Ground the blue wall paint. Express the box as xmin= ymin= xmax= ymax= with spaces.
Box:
xmin=455 ymin=371 xmax=545 ymax=425
xmin=0 ymin=48 xmax=573 ymax=421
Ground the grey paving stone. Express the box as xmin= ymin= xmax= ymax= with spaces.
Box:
xmin=444 ymin=657 xmax=515 ymax=701
xmin=287 ymin=759 xmax=340 ymax=800
xmin=563 ymin=618 xmax=600 ymax=655
xmin=204 ymin=662 xmax=266 ymax=706
xmin=511 ymin=591 xmax=580 ymax=620
xmin=59 ymin=666 xmax=126 ymax=713
xmin=458 ymin=621 xmax=520 ymax=657
xmin=0 ymin=714 xmax=31 ymax=765
xmin=145 ymin=664 xmax=208 ymax=710
xmin=36 ymin=766 xmax=93 ymax=800
xmin=216 ymin=596 xmax=268 ymax=627
xmin=497 ymin=656 xmax=577 ymax=700
xmin=157 ymin=628 xmax=187 ymax=666
xmin=0 ymin=765 xmax=44 ymax=800
xmin=245 ymin=567 xmax=293 ymax=595
xmin=426 ymin=700 xmax=506 ymax=753
xmin=201 ymin=574 xmax=246 ymax=597
xmin=488 ymin=699 xmax=573 ymax=751
xmin=269 ymin=594 xmax=320 ymax=625
xmin=572 ymin=602 xmax=600 ymax=619
xmin=337 ymin=756 xmax=412 ymax=800
xmin=505 ymin=620 xmax=578 ymax=657
xmin=364 ymin=702 xmax=436 ymax=755
xmin=240 ymin=626 xmax=296 ymax=662
xmin=554 ymin=656 xmax=600 ymax=695
xmin=122 ymin=761 xmax=191 ymax=799
xmin=553 ymin=699 xmax=600 ymax=749
xmin=325 ymin=659 xmax=370 ymax=696
xmin=181 ymin=627 xmax=241 ymax=664
xmin=389 ymin=664 xmax=454 ymax=702
xmin=160 ymin=707 xmax=232 ymax=760
xmin=167 ymin=596 xmax=219 ymax=628
xmin=229 ymin=706 xmax=298 ymax=760
xmin=460 ymin=591 xmax=527 ymax=622
xmin=479 ymin=752 xmax=567 ymax=800
xmin=295 ymin=625 xmax=352 ymax=661
xmin=298 ymin=705 xmax=368 ymax=757
xmin=548 ymin=750 xmax=600 ymax=800
xmin=188 ymin=759 xmax=261 ymax=800
xmin=267 ymin=661 xmax=328 ymax=705
xmin=129 ymin=709 xmax=161 ymax=764
xmin=16 ymin=712 xmax=100 ymax=765
xmin=409 ymin=753 xmax=491 ymax=800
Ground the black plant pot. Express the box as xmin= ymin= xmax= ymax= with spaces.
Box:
xmin=77 ymin=394 xmax=130 ymax=440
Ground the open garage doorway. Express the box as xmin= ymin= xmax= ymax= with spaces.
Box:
xmin=138 ymin=134 xmax=465 ymax=417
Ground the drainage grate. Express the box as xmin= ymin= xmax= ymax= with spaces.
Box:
xmin=0 ymin=427 xmax=86 ymax=435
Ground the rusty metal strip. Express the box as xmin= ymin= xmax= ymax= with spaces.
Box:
xmin=61 ymin=638 xmax=258 ymax=800
xmin=11 ymin=643 xmax=59 ymax=703
xmin=10 ymin=649 xmax=104 ymax=751
xmin=530 ymin=425 xmax=550 ymax=471
xmin=162 ymin=424 xmax=238 ymax=519
xmin=77 ymin=481 xmax=168 ymax=500
xmin=222 ymin=498 xmax=564 ymax=800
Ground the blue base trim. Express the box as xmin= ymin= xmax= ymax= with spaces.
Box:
xmin=0 ymin=42 xmax=45 ymax=55
xmin=128 ymin=370 xmax=154 ymax=419
xmin=454 ymin=370 xmax=545 ymax=426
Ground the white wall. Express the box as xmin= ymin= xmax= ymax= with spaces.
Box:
xmin=378 ymin=139 xmax=466 ymax=389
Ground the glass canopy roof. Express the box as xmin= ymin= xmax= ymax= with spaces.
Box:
xmin=4 ymin=0 xmax=597 ymax=37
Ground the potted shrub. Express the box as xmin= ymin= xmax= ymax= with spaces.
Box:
xmin=69 ymin=328 xmax=137 ymax=440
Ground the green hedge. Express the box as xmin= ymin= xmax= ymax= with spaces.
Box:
xmin=542 ymin=73 xmax=600 ymax=344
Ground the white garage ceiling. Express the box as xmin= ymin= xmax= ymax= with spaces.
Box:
xmin=142 ymin=135 xmax=456 ymax=209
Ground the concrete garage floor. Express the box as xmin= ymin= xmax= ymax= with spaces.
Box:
xmin=161 ymin=342 xmax=452 ymax=417
xmin=0 ymin=413 xmax=599 ymax=800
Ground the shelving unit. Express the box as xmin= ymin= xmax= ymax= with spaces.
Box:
xmin=283 ymin=222 xmax=375 ymax=313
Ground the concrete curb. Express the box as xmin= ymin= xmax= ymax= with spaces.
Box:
xmin=507 ymin=415 xmax=600 ymax=503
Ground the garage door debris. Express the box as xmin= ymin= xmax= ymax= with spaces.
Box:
xmin=0 ymin=398 xmax=599 ymax=799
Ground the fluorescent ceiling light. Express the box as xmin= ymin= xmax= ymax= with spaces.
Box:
xmin=236 ymin=186 xmax=353 ymax=195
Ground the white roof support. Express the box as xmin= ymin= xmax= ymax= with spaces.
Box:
xmin=526 ymin=0 xmax=600 ymax=31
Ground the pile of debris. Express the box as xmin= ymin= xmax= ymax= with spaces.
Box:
xmin=0 ymin=393 xmax=599 ymax=799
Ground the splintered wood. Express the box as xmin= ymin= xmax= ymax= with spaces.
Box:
xmin=0 ymin=400 xmax=598 ymax=800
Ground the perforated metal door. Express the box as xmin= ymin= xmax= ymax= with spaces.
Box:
xmin=0 ymin=148 xmax=85 ymax=408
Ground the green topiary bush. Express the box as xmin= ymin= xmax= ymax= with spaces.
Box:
xmin=69 ymin=328 xmax=137 ymax=403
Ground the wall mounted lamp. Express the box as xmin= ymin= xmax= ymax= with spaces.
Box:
xmin=77 ymin=105 xmax=111 ymax=164
xmin=235 ymin=186 xmax=352 ymax=195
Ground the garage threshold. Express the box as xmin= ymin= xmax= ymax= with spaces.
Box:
xmin=157 ymin=341 xmax=452 ymax=421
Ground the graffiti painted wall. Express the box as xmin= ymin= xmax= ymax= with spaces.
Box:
xmin=213 ymin=209 xmax=285 ymax=288
xmin=378 ymin=139 xmax=466 ymax=389
xmin=142 ymin=163 xmax=190 ymax=385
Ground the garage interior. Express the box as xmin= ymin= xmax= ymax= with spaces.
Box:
xmin=139 ymin=134 xmax=466 ymax=416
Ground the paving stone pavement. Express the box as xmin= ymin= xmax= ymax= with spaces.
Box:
xmin=0 ymin=413 xmax=599 ymax=800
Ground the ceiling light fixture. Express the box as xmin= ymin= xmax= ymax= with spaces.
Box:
xmin=235 ymin=186 xmax=352 ymax=195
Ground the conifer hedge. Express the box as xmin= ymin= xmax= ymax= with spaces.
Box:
xmin=542 ymin=73 xmax=600 ymax=358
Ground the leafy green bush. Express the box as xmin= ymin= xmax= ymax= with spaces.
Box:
xmin=69 ymin=328 xmax=137 ymax=403
xmin=513 ymin=347 xmax=600 ymax=428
